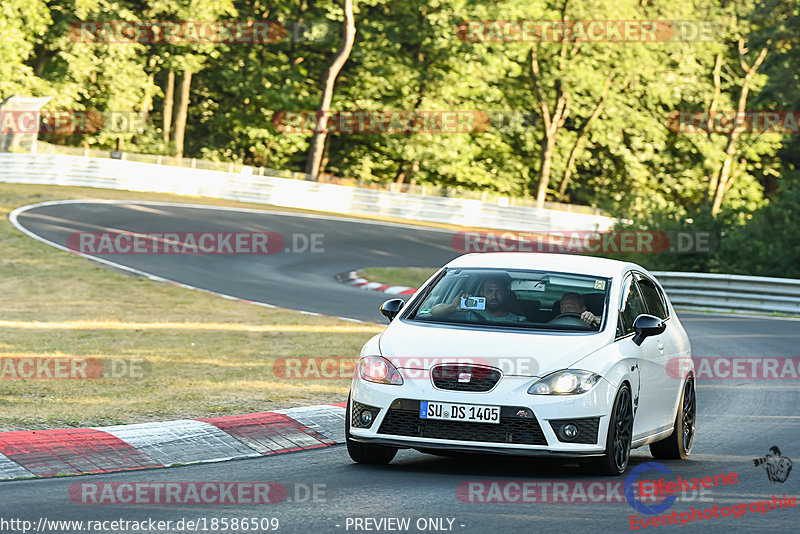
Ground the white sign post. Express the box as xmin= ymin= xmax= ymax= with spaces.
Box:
xmin=0 ymin=96 xmax=53 ymax=153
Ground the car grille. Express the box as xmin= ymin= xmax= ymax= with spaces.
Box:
xmin=351 ymin=401 xmax=380 ymax=429
xmin=378 ymin=399 xmax=547 ymax=445
xmin=431 ymin=364 xmax=501 ymax=392
xmin=549 ymin=417 xmax=601 ymax=444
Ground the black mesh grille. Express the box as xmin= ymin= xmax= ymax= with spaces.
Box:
xmin=352 ymin=401 xmax=380 ymax=429
xmin=549 ymin=417 xmax=601 ymax=444
xmin=378 ymin=399 xmax=547 ymax=445
xmin=431 ymin=364 xmax=501 ymax=392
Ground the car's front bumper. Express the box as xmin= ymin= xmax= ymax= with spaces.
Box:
xmin=349 ymin=372 xmax=617 ymax=455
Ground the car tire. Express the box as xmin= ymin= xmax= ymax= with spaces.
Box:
xmin=592 ymin=382 xmax=634 ymax=476
xmin=650 ymin=378 xmax=695 ymax=459
xmin=345 ymin=395 xmax=398 ymax=465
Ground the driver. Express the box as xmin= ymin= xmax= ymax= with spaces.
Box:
xmin=431 ymin=274 xmax=526 ymax=323
xmin=559 ymin=292 xmax=600 ymax=327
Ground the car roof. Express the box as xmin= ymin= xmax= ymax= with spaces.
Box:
xmin=445 ymin=252 xmax=639 ymax=279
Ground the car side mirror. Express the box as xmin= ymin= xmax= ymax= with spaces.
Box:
xmin=379 ymin=299 xmax=405 ymax=322
xmin=632 ymin=314 xmax=666 ymax=346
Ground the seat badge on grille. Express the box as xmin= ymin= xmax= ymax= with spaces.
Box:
xmin=458 ymin=372 xmax=472 ymax=383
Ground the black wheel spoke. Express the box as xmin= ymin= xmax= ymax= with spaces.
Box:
xmin=612 ymin=388 xmax=633 ymax=470
xmin=681 ymin=380 xmax=696 ymax=450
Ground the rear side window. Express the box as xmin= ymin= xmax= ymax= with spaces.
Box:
xmin=637 ymin=275 xmax=668 ymax=320
xmin=619 ymin=276 xmax=647 ymax=335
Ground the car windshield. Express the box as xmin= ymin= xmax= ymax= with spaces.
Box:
xmin=405 ymin=268 xmax=609 ymax=331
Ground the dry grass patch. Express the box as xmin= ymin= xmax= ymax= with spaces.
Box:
xmin=0 ymin=182 xmax=385 ymax=430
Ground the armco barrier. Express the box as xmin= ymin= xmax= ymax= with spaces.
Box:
xmin=654 ymin=271 xmax=800 ymax=315
xmin=0 ymin=153 xmax=613 ymax=232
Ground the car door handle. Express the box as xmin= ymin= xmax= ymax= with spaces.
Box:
xmin=657 ymin=342 xmax=664 ymax=352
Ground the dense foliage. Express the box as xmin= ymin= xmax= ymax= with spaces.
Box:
xmin=2 ymin=0 xmax=798 ymax=274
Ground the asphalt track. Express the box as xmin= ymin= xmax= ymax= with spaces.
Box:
xmin=10 ymin=200 xmax=461 ymax=322
xmin=3 ymin=200 xmax=799 ymax=533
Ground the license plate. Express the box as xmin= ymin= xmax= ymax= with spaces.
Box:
xmin=419 ymin=401 xmax=500 ymax=424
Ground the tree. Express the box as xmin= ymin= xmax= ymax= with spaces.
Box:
xmin=9 ymin=0 xmax=798 ymax=239
xmin=558 ymin=72 xmax=613 ymax=199
xmin=305 ymin=0 xmax=356 ymax=178
xmin=529 ymin=39 xmax=571 ymax=209
xmin=143 ymin=0 xmax=235 ymax=157
xmin=708 ymin=39 xmax=768 ymax=216
xmin=0 ymin=0 xmax=51 ymax=98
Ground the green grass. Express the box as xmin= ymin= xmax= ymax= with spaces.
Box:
xmin=359 ymin=267 xmax=437 ymax=289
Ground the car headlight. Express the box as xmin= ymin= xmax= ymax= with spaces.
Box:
xmin=358 ymin=356 xmax=404 ymax=385
xmin=527 ymin=370 xmax=601 ymax=395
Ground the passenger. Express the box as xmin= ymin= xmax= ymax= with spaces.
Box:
xmin=431 ymin=275 xmax=525 ymax=323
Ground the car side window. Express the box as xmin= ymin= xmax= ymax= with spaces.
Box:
xmin=619 ymin=276 xmax=647 ymax=335
xmin=636 ymin=275 xmax=668 ymax=320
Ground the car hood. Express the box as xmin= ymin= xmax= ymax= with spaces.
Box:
xmin=379 ymin=319 xmax=611 ymax=377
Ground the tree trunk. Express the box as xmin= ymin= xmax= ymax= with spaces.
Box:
xmin=140 ymin=56 xmax=157 ymax=125
xmin=304 ymin=0 xmax=356 ymax=179
xmin=710 ymin=41 xmax=767 ymax=216
xmin=703 ymin=53 xmax=723 ymax=204
xmin=536 ymin=136 xmax=557 ymax=207
xmin=711 ymin=136 xmax=740 ymax=215
xmin=134 ymin=56 xmax=158 ymax=145
xmin=162 ymin=71 xmax=175 ymax=146
xmin=319 ymin=135 xmax=330 ymax=175
xmin=33 ymin=45 xmax=54 ymax=76
xmin=393 ymin=27 xmax=429 ymax=187
xmin=557 ymin=107 xmax=600 ymax=200
xmin=395 ymin=160 xmax=419 ymax=185
xmin=395 ymin=166 xmax=406 ymax=185
xmin=528 ymin=0 xmax=576 ymax=209
xmin=529 ymin=43 xmax=570 ymax=209
xmin=558 ymin=73 xmax=613 ymax=199
xmin=172 ymin=70 xmax=192 ymax=159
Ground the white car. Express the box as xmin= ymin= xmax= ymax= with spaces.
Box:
xmin=346 ymin=253 xmax=695 ymax=475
